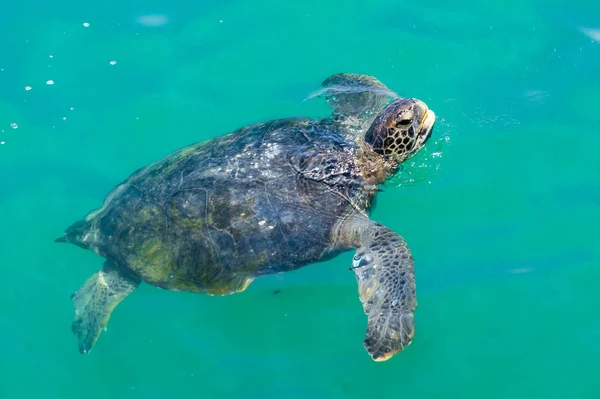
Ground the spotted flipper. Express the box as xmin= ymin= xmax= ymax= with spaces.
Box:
xmin=339 ymin=216 xmax=417 ymax=361
xmin=308 ymin=73 xmax=398 ymax=132
xmin=71 ymin=262 xmax=140 ymax=354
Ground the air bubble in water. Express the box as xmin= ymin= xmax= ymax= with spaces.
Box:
xmin=10 ymin=123 xmax=18 ymax=129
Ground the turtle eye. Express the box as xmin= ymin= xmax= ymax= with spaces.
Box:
xmin=397 ymin=118 xmax=411 ymax=126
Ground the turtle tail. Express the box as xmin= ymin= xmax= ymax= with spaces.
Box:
xmin=55 ymin=219 xmax=94 ymax=250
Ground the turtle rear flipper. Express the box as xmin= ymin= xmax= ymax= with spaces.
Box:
xmin=339 ymin=216 xmax=417 ymax=362
xmin=71 ymin=262 xmax=140 ymax=354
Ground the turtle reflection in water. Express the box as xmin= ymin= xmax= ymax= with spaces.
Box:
xmin=57 ymin=73 xmax=436 ymax=362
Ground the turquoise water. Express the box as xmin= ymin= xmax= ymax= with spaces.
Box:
xmin=1 ymin=1 xmax=600 ymax=397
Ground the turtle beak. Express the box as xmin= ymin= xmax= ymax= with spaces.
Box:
xmin=415 ymin=100 xmax=435 ymax=143
xmin=420 ymin=109 xmax=436 ymax=142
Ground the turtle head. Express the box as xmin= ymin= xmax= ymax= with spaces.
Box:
xmin=363 ymin=98 xmax=435 ymax=164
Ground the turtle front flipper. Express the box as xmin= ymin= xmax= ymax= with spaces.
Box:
xmin=71 ymin=262 xmax=140 ymax=354
xmin=309 ymin=73 xmax=398 ymax=131
xmin=337 ymin=216 xmax=417 ymax=362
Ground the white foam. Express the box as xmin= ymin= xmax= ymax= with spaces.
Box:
xmin=508 ymin=268 xmax=533 ymax=274
xmin=580 ymin=27 xmax=600 ymax=42
xmin=136 ymin=14 xmax=168 ymax=27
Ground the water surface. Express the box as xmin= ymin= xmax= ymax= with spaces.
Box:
xmin=1 ymin=1 xmax=599 ymax=398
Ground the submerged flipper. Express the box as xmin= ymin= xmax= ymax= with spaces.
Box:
xmin=339 ymin=216 xmax=417 ymax=362
xmin=71 ymin=262 xmax=140 ymax=354
xmin=308 ymin=73 xmax=398 ymax=132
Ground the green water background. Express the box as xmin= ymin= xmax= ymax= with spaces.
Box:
xmin=1 ymin=0 xmax=599 ymax=397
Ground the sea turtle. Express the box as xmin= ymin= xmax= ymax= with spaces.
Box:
xmin=56 ymin=73 xmax=436 ymax=362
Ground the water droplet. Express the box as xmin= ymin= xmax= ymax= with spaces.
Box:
xmin=0 ymin=142 xmax=5 ymax=145
xmin=83 ymin=22 xmax=90 ymax=27
xmin=46 ymin=80 xmax=54 ymax=85
xmin=49 ymin=55 xmax=53 ymax=58
xmin=220 ymin=20 xmax=223 ymax=23
xmin=62 ymin=117 xmax=67 ymax=120
xmin=10 ymin=123 xmax=18 ymax=129
xmin=25 ymin=86 xmax=32 ymax=91
xmin=109 ymin=60 xmax=117 ymax=65
xmin=70 ymin=107 xmax=74 ymax=111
